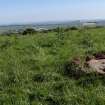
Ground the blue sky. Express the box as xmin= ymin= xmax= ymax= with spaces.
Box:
xmin=0 ymin=0 xmax=105 ymax=24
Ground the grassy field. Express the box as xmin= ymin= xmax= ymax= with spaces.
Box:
xmin=1 ymin=27 xmax=105 ymax=105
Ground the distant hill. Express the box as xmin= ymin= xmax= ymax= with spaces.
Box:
xmin=0 ymin=20 xmax=105 ymax=34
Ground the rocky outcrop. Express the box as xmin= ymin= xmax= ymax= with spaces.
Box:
xmin=65 ymin=52 xmax=105 ymax=78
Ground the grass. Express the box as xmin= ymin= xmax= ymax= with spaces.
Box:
xmin=0 ymin=27 xmax=105 ymax=104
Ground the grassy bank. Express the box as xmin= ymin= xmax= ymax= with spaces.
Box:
xmin=0 ymin=27 xmax=105 ymax=105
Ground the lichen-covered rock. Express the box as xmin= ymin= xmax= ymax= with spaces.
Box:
xmin=64 ymin=52 xmax=105 ymax=78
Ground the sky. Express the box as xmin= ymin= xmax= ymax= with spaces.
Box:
xmin=0 ymin=0 xmax=105 ymax=24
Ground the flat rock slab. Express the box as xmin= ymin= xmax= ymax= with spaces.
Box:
xmin=70 ymin=52 xmax=105 ymax=75
xmin=86 ymin=59 xmax=105 ymax=74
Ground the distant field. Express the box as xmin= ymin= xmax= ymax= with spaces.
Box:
xmin=1 ymin=27 xmax=105 ymax=105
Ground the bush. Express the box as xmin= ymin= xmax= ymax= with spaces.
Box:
xmin=22 ymin=28 xmax=37 ymax=35
xmin=70 ymin=26 xmax=78 ymax=30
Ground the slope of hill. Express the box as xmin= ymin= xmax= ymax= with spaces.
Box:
xmin=0 ymin=27 xmax=105 ymax=105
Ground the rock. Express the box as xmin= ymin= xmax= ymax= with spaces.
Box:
xmin=85 ymin=52 xmax=105 ymax=74
xmin=86 ymin=59 xmax=105 ymax=74
xmin=65 ymin=52 xmax=105 ymax=78
xmin=94 ymin=52 xmax=105 ymax=60
xmin=72 ymin=57 xmax=81 ymax=65
xmin=86 ymin=56 xmax=95 ymax=62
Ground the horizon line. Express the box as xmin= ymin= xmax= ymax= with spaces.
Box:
xmin=0 ymin=18 xmax=105 ymax=26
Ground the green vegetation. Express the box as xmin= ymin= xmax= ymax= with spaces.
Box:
xmin=1 ymin=27 xmax=105 ymax=105
xmin=22 ymin=28 xmax=37 ymax=35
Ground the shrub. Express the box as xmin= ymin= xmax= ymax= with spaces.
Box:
xmin=22 ymin=28 xmax=37 ymax=35
xmin=70 ymin=26 xmax=78 ymax=30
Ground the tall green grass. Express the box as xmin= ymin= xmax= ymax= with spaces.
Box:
xmin=0 ymin=28 xmax=105 ymax=105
